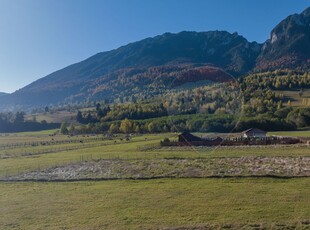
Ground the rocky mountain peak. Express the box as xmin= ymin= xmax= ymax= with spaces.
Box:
xmin=255 ymin=7 xmax=310 ymax=71
xmin=302 ymin=6 xmax=310 ymax=17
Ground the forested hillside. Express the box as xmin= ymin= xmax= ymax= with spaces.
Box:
xmin=61 ymin=70 xmax=309 ymax=134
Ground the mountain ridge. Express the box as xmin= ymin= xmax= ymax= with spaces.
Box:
xmin=1 ymin=7 xmax=309 ymax=110
xmin=3 ymin=30 xmax=261 ymax=108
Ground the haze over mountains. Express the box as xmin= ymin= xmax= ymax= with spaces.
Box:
xmin=0 ymin=92 xmax=8 ymax=97
xmin=1 ymin=7 xmax=309 ymax=110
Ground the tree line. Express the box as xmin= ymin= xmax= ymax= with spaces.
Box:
xmin=0 ymin=112 xmax=60 ymax=132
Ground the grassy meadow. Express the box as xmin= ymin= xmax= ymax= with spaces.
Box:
xmin=1 ymin=178 xmax=310 ymax=229
xmin=0 ymin=132 xmax=309 ymax=177
xmin=275 ymin=89 xmax=310 ymax=107
xmin=0 ymin=130 xmax=309 ymax=229
xmin=25 ymin=111 xmax=76 ymax=123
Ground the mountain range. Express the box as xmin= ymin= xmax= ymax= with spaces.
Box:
xmin=1 ymin=7 xmax=309 ymax=110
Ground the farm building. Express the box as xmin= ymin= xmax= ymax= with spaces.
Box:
xmin=178 ymin=132 xmax=202 ymax=142
xmin=178 ymin=132 xmax=223 ymax=146
xmin=242 ymin=128 xmax=267 ymax=138
xmin=163 ymin=130 xmax=300 ymax=147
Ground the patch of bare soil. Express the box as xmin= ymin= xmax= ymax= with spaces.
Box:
xmin=3 ymin=156 xmax=310 ymax=181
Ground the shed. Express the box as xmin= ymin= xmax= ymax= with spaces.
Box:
xmin=242 ymin=128 xmax=266 ymax=138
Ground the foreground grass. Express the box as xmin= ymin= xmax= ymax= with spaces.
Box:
xmin=0 ymin=178 xmax=309 ymax=229
xmin=0 ymin=131 xmax=309 ymax=229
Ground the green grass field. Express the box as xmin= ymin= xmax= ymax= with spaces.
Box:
xmin=0 ymin=133 xmax=309 ymax=177
xmin=0 ymin=130 xmax=309 ymax=229
xmin=1 ymin=178 xmax=309 ymax=229
xmin=274 ymin=89 xmax=310 ymax=107
xmin=25 ymin=111 xmax=76 ymax=123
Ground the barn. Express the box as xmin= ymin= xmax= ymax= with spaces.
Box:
xmin=242 ymin=128 xmax=266 ymax=138
xmin=178 ymin=132 xmax=223 ymax=146
xmin=178 ymin=132 xmax=202 ymax=142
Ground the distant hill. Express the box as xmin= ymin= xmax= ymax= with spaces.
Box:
xmin=0 ymin=7 xmax=309 ymax=110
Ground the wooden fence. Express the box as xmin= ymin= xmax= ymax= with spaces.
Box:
xmin=0 ymin=136 xmax=108 ymax=150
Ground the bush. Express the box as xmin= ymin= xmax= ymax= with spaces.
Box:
xmin=163 ymin=138 xmax=170 ymax=143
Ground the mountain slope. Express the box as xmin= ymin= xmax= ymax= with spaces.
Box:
xmin=256 ymin=7 xmax=310 ymax=71
xmin=1 ymin=7 xmax=310 ymax=110
xmin=1 ymin=31 xmax=260 ymax=108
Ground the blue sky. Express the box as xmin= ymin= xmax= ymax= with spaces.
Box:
xmin=0 ymin=0 xmax=309 ymax=93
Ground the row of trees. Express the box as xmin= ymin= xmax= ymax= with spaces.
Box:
xmin=0 ymin=112 xmax=60 ymax=132
xmin=64 ymin=105 xmax=310 ymax=135
xmin=76 ymin=102 xmax=169 ymax=124
xmin=62 ymin=115 xmax=237 ymax=134
xmin=240 ymin=70 xmax=309 ymax=90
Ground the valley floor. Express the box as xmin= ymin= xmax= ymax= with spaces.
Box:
xmin=0 ymin=131 xmax=309 ymax=229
